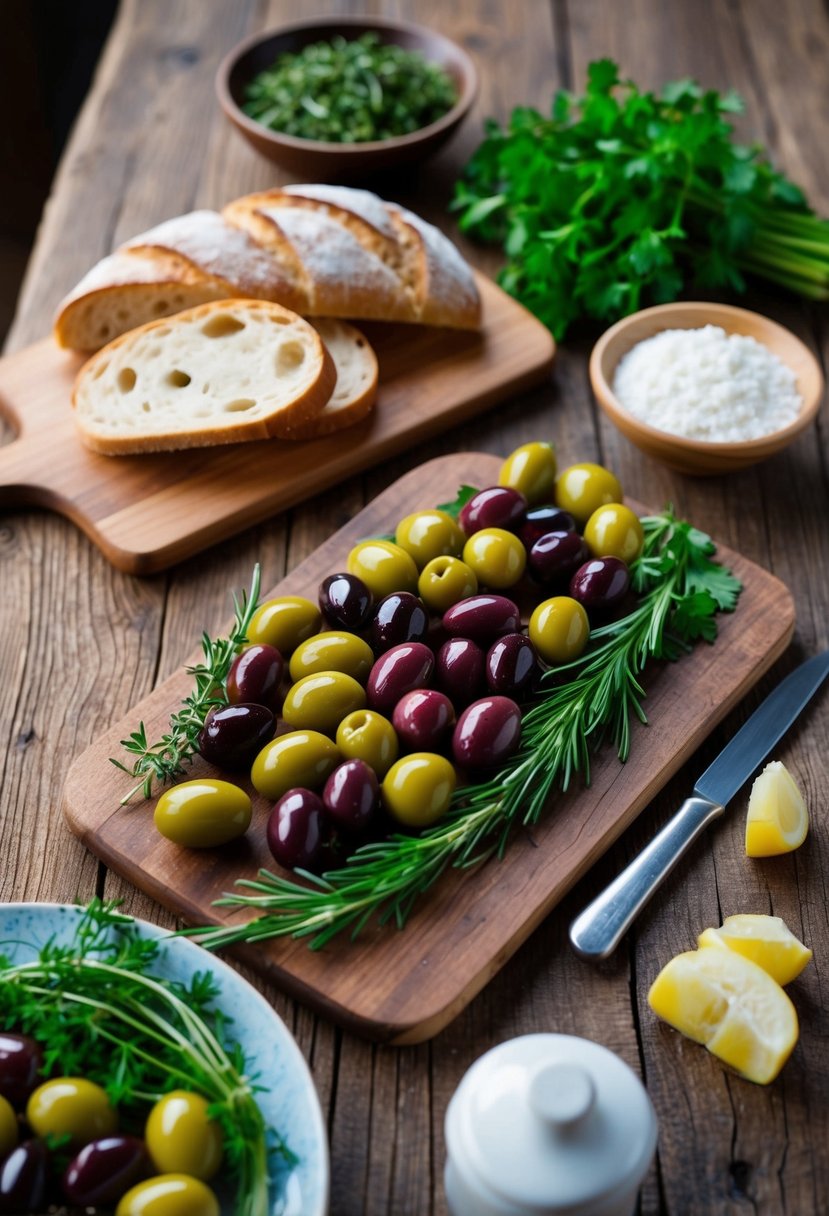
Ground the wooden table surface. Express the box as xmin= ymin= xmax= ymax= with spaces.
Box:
xmin=2 ymin=2 xmax=828 ymax=1213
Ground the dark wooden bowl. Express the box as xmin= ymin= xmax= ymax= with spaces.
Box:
xmin=216 ymin=16 xmax=479 ymax=180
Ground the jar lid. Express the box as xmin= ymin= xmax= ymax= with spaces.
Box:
xmin=446 ymin=1033 xmax=657 ymax=1213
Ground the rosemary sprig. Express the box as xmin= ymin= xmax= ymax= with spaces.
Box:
xmin=111 ymin=565 xmax=262 ymax=804
xmin=184 ymin=510 xmax=741 ymax=951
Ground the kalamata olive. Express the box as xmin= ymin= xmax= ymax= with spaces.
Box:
xmin=319 ymin=572 xmax=373 ymax=633
xmin=115 ymin=1175 xmax=220 ymax=1216
xmin=554 ymin=462 xmax=623 ymax=525
xmin=435 ymin=637 xmax=486 ymax=707
xmin=336 ymin=710 xmax=399 ymax=778
xmin=197 ymin=703 xmax=274 ymax=770
xmin=267 ymin=788 xmax=327 ymax=870
xmin=323 ymin=760 xmax=379 ymax=832
xmin=145 ymin=1092 xmax=222 ymax=1180
xmin=251 ymin=730 xmax=341 ymax=801
xmin=153 ymin=780 xmax=252 ymax=848
xmin=519 ymin=504 xmax=577 ymax=548
xmin=529 ymin=597 xmax=590 ymax=665
xmin=570 ymin=557 xmax=630 ymax=609
xmin=528 ymin=531 xmax=589 ymax=585
xmin=367 ymin=642 xmax=434 ymax=715
xmin=417 ymin=556 xmax=478 ymax=613
xmin=347 ymin=540 xmax=418 ymax=598
xmin=395 ymin=510 xmax=464 ymax=568
xmin=583 ymin=503 xmax=644 ymax=563
xmin=486 ymin=634 xmax=541 ymax=699
xmin=289 ymin=631 xmax=374 ymax=684
xmin=498 ymin=442 xmax=557 ymax=504
xmin=0 ymin=1097 xmax=16 ymax=1158
xmin=452 ymin=696 xmax=522 ymax=770
xmin=27 ymin=1077 xmax=117 ymax=1147
xmin=0 ymin=1034 xmax=42 ymax=1107
xmin=226 ymin=643 xmax=283 ymax=711
xmin=392 ymin=689 xmax=456 ymax=751
xmin=0 ymin=1139 xmax=48 ymax=1214
xmin=63 ymin=1136 xmax=150 ymax=1205
xmin=462 ymin=528 xmax=526 ymax=590
xmin=371 ymin=592 xmax=429 ymax=653
xmin=246 ymin=595 xmax=321 ymax=655
xmin=459 ymin=486 xmax=527 ymax=535
xmin=282 ymin=671 xmax=366 ymax=735
xmin=443 ymin=595 xmax=521 ymax=643
xmin=382 ymin=753 xmax=457 ymax=827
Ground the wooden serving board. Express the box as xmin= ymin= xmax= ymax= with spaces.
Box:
xmin=63 ymin=453 xmax=795 ymax=1043
xmin=0 ymin=275 xmax=553 ymax=575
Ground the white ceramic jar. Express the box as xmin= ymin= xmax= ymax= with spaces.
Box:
xmin=444 ymin=1033 xmax=657 ymax=1216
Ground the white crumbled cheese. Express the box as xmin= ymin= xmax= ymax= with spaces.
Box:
xmin=612 ymin=325 xmax=802 ymax=442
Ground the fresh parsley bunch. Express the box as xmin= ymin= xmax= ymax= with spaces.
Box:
xmin=453 ymin=59 xmax=829 ymax=337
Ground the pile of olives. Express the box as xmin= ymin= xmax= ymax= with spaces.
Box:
xmin=0 ymin=1032 xmax=222 ymax=1215
xmin=153 ymin=443 xmax=645 ymax=874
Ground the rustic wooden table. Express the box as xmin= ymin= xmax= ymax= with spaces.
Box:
xmin=2 ymin=1 xmax=828 ymax=1212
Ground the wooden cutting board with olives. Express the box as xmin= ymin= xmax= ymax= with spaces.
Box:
xmin=63 ymin=448 xmax=794 ymax=1043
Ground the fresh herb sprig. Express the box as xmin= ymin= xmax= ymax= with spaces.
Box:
xmin=453 ymin=59 xmax=829 ymax=337
xmin=111 ymin=565 xmax=262 ymax=804
xmin=0 ymin=900 xmax=286 ymax=1216
xmin=184 ymin=509 xmax=741 ymax=952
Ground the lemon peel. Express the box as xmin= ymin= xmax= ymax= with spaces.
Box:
xmin=698 ymin=914 xmax=812 ymax=986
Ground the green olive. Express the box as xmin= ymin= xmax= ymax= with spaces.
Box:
xmin=27 ymin=1077 xmax=117 ymax=1147
xmin=462 ymin=528 xmax=526 ymax=590
xmin=289 ymin=631 xmax=374 ymax=684
xmin=0 ymin=1093 xmax=17 ymax=1156
xmin=583 ymin=503 xmax=644 ymax=563
xmin=529 ymin=596 xmax=590 ymax=665
xmin=382 ymin=753 xmax=457 ymax=827
xmin=336 ymin=709 xmax=399 ymax=778
xmin=282 ymin=671 xmax=366 ymax=735
xmin=145 ymin=1091 xmax=222 ymax=1180
xmin=554 ymin=463 xmax=623 ymax=526
xmin=395 ymin=510 xmax=465 ymax=568
xmin=153 ymin=780 xmax=251 ymax=848
xmin=346 ymin=540 xmax=418 ymax=599
xmin=498 ymin=441 xmax=557 ymax=504
xmin=246 ymin=596 xmax=321 ymax=655
xmin=115 ymin=1175 xmax=220 ymax=1216
xmin=417 ymin=556 xmax=478 ymax=612
xmin=251 ymin=730 xmax=341 ymax=800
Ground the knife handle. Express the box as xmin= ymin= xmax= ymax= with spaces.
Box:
xmin=568 ymin=795 xmax=725 ymax=961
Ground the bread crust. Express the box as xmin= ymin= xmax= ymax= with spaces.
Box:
xmin=280 ymin=319 xmax=379 ymax=439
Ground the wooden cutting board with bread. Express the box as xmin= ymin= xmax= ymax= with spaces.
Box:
xmin=0 ymin=184 xmax=554 ymax=572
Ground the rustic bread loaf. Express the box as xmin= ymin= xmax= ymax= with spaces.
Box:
xmin=72 ymin=300 xmax=337 ymax=455
xmin=282 ymin=319 xmax=378 ymax=439
xmin=54 ymin=186 xmax=481 ymax=352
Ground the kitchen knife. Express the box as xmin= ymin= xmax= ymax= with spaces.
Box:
xmin=569 ymin=649 xmax=829 ymax=961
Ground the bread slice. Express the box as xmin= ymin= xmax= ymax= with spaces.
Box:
xmin=72 ymin=300 xmax=337 ymax=455
xmin=281 ymin=320 xmax=378 ymax=439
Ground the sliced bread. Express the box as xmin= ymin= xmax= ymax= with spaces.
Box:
xmin=72 ymin=299 xmax=337 ymax=455
xmin=281 ymin=319 xmax=378 ymax=439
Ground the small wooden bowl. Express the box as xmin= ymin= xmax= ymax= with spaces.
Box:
xmin=216 ymin=16 xmax=478 ymax=180
xmin=589 ymin=302 xmax=825 ymax=475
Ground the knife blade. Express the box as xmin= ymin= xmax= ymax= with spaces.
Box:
xmin=569 ymin=649 xmax=829 ymax=961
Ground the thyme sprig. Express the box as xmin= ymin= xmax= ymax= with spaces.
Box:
xmin=111 ymin=565 xmax=262 ymax=804
xmin=184 ymin=510 xmax=741 ymax=952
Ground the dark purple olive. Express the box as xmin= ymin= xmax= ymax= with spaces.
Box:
xmin=367 ymin=642 xmax=434 ymax=715
xmin=392 ymin=689 xmax=456 ymax=751
xmin=528 ymin=531 xmax=589 ymax=585
xmin=570 ymin=557 xmax=630 ymax=609
xmin=452 ymin=696 xmax=522 ymax=770
xmin=371 ymin=592 xmax=429 ymax=653
xmin=435 ymin=638 xmax=486 ymax=708
xmin=62 ymin=1136 xmax=149 ymax=1205
xmin=197 ymin=703 xmax=275 ymax=770
xmin=323 ymin=760 xmax=379 ymax=832
xmin=459 ymin=486 xmax=527 ymax=535
xmin=0 ymin=1140 xmax=48 ymax=1213
xmin=319 ymin=572 xmax=373 ymax=632
xmin=267 ymin=788 xmax=327 ymax=871
xmin=443 ymin=595 xmax=521 ymax=644
xmin=0 ymin=1035 xmax=42 ymax=1107
xmin=227 ymin=644 xmax=283 ymax=711
xmin=520 ymin=505 xmax=577 ymax=548
xmin=486 ymin=634 xmax=541 ymax=699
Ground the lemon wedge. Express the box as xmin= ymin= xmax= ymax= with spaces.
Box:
xmin=745 ymin=760 xmax=809 ymax=857
xmin=648 ymin=947 xmax=798 ymax=1084
xmin=698 ymin=914 xmax=812 ymax=986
